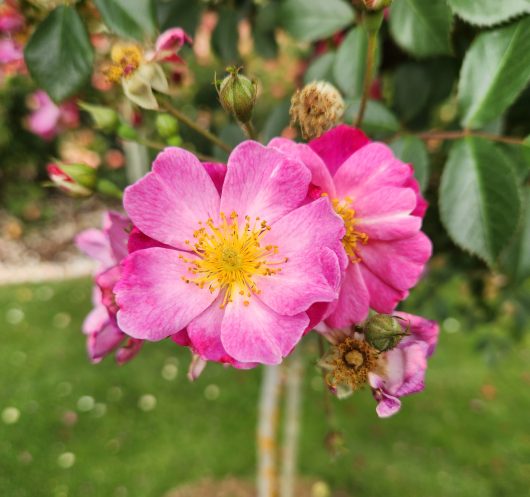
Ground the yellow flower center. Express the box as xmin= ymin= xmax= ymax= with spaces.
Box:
xmin=106 ymin=43 xmax=143 ymax=83
xmin=332 ymin=197 xmax=368 ymax=263
xmin=179 ymin=212 xmax=287 ymax=308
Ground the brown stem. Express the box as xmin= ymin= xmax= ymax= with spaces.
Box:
xmin=160 ymin=101 xmax=232 ymax=153
xmin=415 ymin=130 xmax=526 ymax=146
xmin=355 ymin=30 xmax=378 ymax=128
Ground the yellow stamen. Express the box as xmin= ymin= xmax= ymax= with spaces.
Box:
xmin=180 ymin=212 xmax=287 ymax=308
xmin=105 ymin=43 xmax=143 ymax=83
xmin=332 ymin=197 xmax=368 ymax=263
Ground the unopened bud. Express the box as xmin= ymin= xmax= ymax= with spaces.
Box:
xmin=216 ymin=66 xmax=257 ymax=124
xmin=117 ymin=123 xmax=139 ymax=141
xmin=363 ymin=314 xmax=408 ymax=352
xmin=363 ymin=0 xmax=393 ymax=10
xmin=46 ymin=162 xmax=96 ymax=198
xmin=155 ymin=114 xmax=179 ymax=138
xmin=290 ymin=81 xmax=345 ymax=140
xmin=79 ymin=102 xmax=119 ymax=132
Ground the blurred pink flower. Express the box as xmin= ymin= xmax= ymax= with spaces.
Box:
xmin=0 ymin=0 xmax=24 ymax=33
xmin=270 ymin=125 xmax=431 ymax=328
xmin=76 ymin=211 xmax=143 ymax=365
xmin=0 ymin=38 xmax=22 ymax=63
xmin=27 ymin=90 xmax=80 ymax=140
xmin=368 ymin=312 xmax=440 ymax=417
xmin=114 ymin=144 xmax=346 ymax=366
xmin=153 ymin=27 xmax=192 ymax=63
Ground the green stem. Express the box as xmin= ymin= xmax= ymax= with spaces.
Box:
xmin=160 ymin=101 xmax=232 ymax=153
xmin=242 ymin=121 xmax=258 ymax=140
xmin=355 ymin=29 xmax=378 ymax=128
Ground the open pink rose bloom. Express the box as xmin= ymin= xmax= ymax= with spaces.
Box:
xmin=77 ymin=125 xmax=437 ymax=416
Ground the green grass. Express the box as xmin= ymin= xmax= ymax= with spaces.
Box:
xmin=1 ymin=278 xmax=529 ymax=497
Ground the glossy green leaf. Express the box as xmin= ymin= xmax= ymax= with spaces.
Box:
xmin=458 ymin=17 xmax=530 ymax=129
xmin=390 ymin=135 xmax=430 ymax=190
xmin=94 ymin=0 xmax=157 ymax=40
xmin=389 ymin=0 xmax=453 ymax=57
xmin=304 ymin=52 xmax=336 ymax=85
xmin=345 ymin=100 xmax=400 ymax=138
xmin=212 ymin=8 xmax=239 ymax=63
xmin=447 ymin=0 xmax=530 ymax=26
xmin=280 ymin=0 xmax=355 ymax=43
xmin=24 ymin=6 xmax=93 ymax=102
xmin=333 ymin=27 xmax=373 ymax=99
xmin=393 ymin=63 xmax=431 ymax=123
xmin=440 ymin=138 xmax=521 ymax=266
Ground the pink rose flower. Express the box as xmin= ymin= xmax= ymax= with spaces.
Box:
xmin=115 ymin=143 xmax=347 ymax=366
xmin=153 ymin=27 xmax=192 ymax=64
xmin=27 ymin=90 xmax=80 ymax=140
xmin=368 ymin=312 xmax=440 ymax=417
xmin=76 ymin=211 xmax=143 ymax=364
xmin=269 ymin=125 xmax=431 ymax=328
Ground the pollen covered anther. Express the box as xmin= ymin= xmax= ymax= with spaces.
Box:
xmin=331 ymin=197 xmax=368 ymax=263
xmin=180 ymin=212 xmax=287 ymax=308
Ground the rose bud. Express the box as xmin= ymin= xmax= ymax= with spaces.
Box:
xmin=46 ymin=162 xmax=96 ymax=198
xmin=216 ymin=66 xmax=257 ymax=124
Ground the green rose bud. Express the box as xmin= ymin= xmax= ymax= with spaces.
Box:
xmin=46 ymin=162 xmax=97 ymax=198
xmin=216 ymin=66 xmax=257 ymax=124
xmin=167 ymin=135 xmax=183 ymax=147
xmin=363 ymin=314 xmax=408 ymax=352
xmin=117 ymin=123 xmax=139 ymax=141
xmin=79 ymin=102 xmax=119 ymax=132
xmin=156 ymin=114 xmax=179 ymax=138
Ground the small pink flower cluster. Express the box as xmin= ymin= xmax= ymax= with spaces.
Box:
xmin=77 ymin=125 xmax=438 ymax=416
xmin=0 ymin=0 xmax=25 ymax=78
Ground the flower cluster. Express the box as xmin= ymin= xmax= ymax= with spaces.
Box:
xmin=78 ymin=125 xmax=437 ymax=417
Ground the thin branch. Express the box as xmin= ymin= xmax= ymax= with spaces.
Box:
xmin=355 ymin=30 xmax=378 ymax=128
xmin=159 ymin=101 xmax=232 ymax=153
xmin=242 ymin=121 xmax=258 ymax=140
xmin=415 ymin=130 xmax=527 ymax=146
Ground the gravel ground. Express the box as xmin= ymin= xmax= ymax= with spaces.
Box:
xmin=0 ymin=198 xmax=118 ymax=284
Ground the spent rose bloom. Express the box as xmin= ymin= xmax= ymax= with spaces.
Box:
xmin=368 ymin=312 xmax=439 ymax=417
xmin=27 ymin=90 xmax=80 ymax=140
xmin=76 ymin=211 xmax=143 ymax=364
xmin=319 ymin=312 xmax=439 ymax=417
xmin=115 ymin=143 xmax=347 ymax=366
xmin=270 ymin=125 xmax=431 ymax=328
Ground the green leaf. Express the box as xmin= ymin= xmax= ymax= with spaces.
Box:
xmin=333 ymin=27 xmax=375 ymax=99
xmin=94 ymin=0 xmax=157 ymax=40
xmin=211 ymin=8 xmax=239 ymax=63
xmin=156 ymin=0 xmax=202 ymax=33
xmin=280 ymin=0 xmax=355 ymax=43
xmin=24 ymin=6 xmax=93 ymax=102
xmin=344 ymin=99 xmax=400 ymax=138
xmin=393 ymin=63 xmax=431 ymax=123
xmin=261 ymin=99 xmax=291 ymax=143
xmin=458 ymin=17 xmax=530 ymax=129
xmin=304 ymin=52 xmax=336 ymax=84
xmin=390 ymin=135 xmax=430 ymax=190
xmin=389 ymin=0 xmax=453 ymax=58
xmin=254 ymin=2 xmax=279 ymax=59
xmin=440 ymin=138 xmax=521 ymax=266
xmin=447 ymin=0 xmax=530 ymax=27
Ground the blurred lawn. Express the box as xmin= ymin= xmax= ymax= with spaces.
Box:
xmin=1 ymin=278 xmax=529 ymax=497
